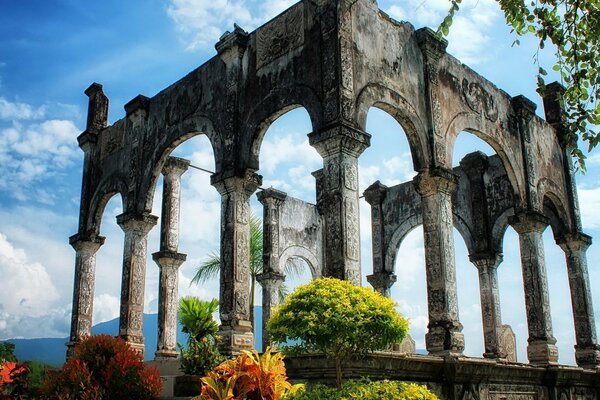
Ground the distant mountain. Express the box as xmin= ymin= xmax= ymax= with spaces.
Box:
xmin=9 ymin=307 xmax=264 ymax=366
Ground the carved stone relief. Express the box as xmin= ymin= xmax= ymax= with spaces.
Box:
xmin=256 ymin=4 xmax=304 ymax=69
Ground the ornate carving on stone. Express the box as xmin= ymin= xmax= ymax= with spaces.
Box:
xmin=256 ymin=4 xmax=304 ymax=69
xmin=500 ymin=324 xmax=518 ymax=362
xmin=462 ymin=78 xmax=499 ymax=122
xmin=345 ymin=197 xmax=360 ymax=261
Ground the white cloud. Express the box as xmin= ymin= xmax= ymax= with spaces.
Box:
xmin=0 ymin=233 xmax=60 ymax=320
xmin=93 ymin=294 xmax=120 ymax=324
xmin=260 ymin=135 xmax=321 ymax=175
xmin=577 ymin=186 xmax=600 ymax=230
xmin=0 ymin=97 xmax=45 ymax=121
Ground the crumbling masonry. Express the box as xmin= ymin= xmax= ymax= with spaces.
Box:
xmin=69 ymin=0 xmax=600 ymax=397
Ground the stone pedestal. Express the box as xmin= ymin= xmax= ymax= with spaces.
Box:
xmin=309 ymin=124 xmax=370 ymax=285
xmin=212 ymin=171 xmax=261 ymax=355
xmin=510 ymin=212 xmax=558 ymax=365
xmin=66 ymin=233 xmax=105 ymax=357
xmin=557 ymin=233 xmax=600 ymax=369
xmin=117 ymin=212 xmax=158 ymax=355
xmin=414 ymin=168 xmax=464 ymax=356
xmin=471 ymin=253 xmax=505 ymax=359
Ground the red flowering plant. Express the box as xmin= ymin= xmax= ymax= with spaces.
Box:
xmin=41 ymin=335 xmax=161 ymax=400
xmin=0 ymin=361 xmax=30 ymax=399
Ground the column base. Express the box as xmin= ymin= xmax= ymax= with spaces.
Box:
xmin=155 ymin=349 xmax=179 ymax=359
xmin=218 ymin=322 xmax=254 ymax=356
xmin=527 ymin=340 xmax=559 ymax=365
xmin=120 ymin=335 xmax=145 ymax=357
xmin=426 ymin=325 xmax=464 ymax=356
xmin=575 ymin=345 xmax=600 ymax=369
xmin=483 ymin=351 xmax=507 ymax=360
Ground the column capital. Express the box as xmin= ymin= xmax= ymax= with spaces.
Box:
xmin=162 ymin=156 xmax=190 ymax=178
xmin=69 ymin=233 xmax=105 ymax=254
xmin=363 ymin=181 xmax=388 ymax=205
xmin=509 ymin=211 xmax=549 ymax=234
xmin=367 ymin=272 xmax=397 ymax=292
xmin=257 ymin=188 xmax=287 ymax=206
xmin=116 ymin=212 xmax=158 ymax=235
xmin=308 ymin=123 xmax=371 ymax=158
xmin=152 ymin=250 xmax=187 ymax=268
xmin=556 ymin=232 xmax=592 ymax=253
xmin=415 ymin=27 xmax=448 ymax=63
xmin=413 ymin=167 xmax=458 ymax=196
xmin=211 ymin=170 xmax=262 ymax=197
xmin=256 ymin=271 xmax=285 ymax=285
xmin=469 ymin=252 xmax=503 ymax=270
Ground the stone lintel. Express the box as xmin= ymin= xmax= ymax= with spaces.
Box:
xmin=509 ymin=211 xmax=549 ymax=234
xmin=257 ymin=187 xmax=288 ymax=204
xmin=308 ymin=123 xmax=371 ymax=158
xmin=363 ymin=180 xmax=388 ymax=205
xmin=216 ymin=24 xmax=249 ymax=62
xmin=152 ymin=250 xmax=187 ymax=266
xmin=511 ymin=95 xmax=538 ymax=120
xmin=415 ymin=28 xmax=448 ymax=60
xmin=116 ymin=212 xmax=158 ymax=234
xmin=256 ymin=271 xmax=285 ymax=284
xmin=124 ymin=94 xmax=150 ymax=117
xmin=413 ymin=167 xmax=458 ymax=196
xmin=211 ymin=169 xmax=262 ymax=196
xmin=69 ymin=233 xmax=106 ymax=253
xmin=556 ymin=232 xmax=592 ymax=252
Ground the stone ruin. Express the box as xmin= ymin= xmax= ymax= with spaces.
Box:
xmin=68 ymin=0 xmax=600 ymax=397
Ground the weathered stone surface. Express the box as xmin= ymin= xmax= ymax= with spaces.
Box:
xmin=500 ymin=324 xmax=518 ymax=363
xmin=67 ymin=0 xmax=599 ymax=384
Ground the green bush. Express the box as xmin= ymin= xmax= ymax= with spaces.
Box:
xmin=268 ymin=278 xmax=409 ymax=387
xmin=179 ymin=337 xmax=225 ymax=376
xmin=287 ymin=379 xmax=438 ymax=400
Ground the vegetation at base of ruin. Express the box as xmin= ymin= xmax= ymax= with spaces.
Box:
xmin=178 ymin=297 xmax=225 ymax=376
xmin=267 ymin=277 xmax=409 ymax=388
xmin=439 ymin=0 xmax=600 ymax=171
xmin=0 ymin=343 xmax=16 ymax=363
xmin=196 ymin=347 xmax=303 ymax=400
xmin=191 ymin=213 xmax=304 ymax=329
xmin=0 ymin=342 xmax=55 ymax=398
xmin=40 ymin=335 xmax=161 ymax=400
xmin=286 ymin=379 xmax=439 ymax=400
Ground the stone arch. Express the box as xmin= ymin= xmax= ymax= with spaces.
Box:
xmin=278 ymin=245 xmax=321 ymax=279
xmin=140 ymin=114 xmax=220 ymax=212
xmin=490 ymin=207 xmax=516 ymax=254
xmin=245 ymin=85 xmax=322 ymax=171
xmin=538 ymin=179 xmax=571 ymax=238
xmin=87 ymin=174 xmax=129 ymax=234
xmin=445 ymin=112 xmax=524 ymax=206
xmin=354 ymin=83 xmax=429 ymax=171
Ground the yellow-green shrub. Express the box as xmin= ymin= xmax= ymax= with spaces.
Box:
xmin=287 ymin=379 xmax=438 ymax=400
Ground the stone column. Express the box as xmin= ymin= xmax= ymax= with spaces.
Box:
xmin=116 ymin=212 xmax=158 ymax=355
xmin=557 ymin=233 xmax=600 ymax=368
xmin=308 ymin=124 xmax=370 ymax=285
xmin=152 ymin=157 xmax=189 ymax=359
xmin=470 ymin=252 xmax=505 ymax=359
xmin=66 ymin=233 xmax=105 ymax=356
xmin=414 ymin=168 xmax=464 ymax=355
xmin=510 ymin=212 xmax=558 ymax=365
xmin=211 ymin=171 xmax=261 ymax=356
xmin=257 ymin=188 xmax=287 ymax=351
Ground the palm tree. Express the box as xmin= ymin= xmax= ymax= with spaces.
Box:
xmin=191 ymin=213 xmax=304 ymax=330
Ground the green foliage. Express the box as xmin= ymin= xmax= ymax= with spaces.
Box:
xmin=197 ymin=347 xmax=303 ymax=400
xmin=179 ymin=297 xmax=220 ymax=343
xmin=438 ymin=0 xmax=599 ymax=170
xmin=268 ymin=278 xmax=409 ymax=387
xmin=179 ymin=337 xmax=225 ymax=376
xmin=287 ymin=379 xmax=438 ymax=400
xmin=40 ymin=335 xmax=161 ymax=400
xmin=0 ymin=343 xmax=16 ymax=363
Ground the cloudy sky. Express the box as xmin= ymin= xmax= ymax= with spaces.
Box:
xmin=0 ymin=0 xmax=598 ymax=365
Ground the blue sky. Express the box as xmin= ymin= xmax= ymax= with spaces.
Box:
xmin=0 ymin=0 xmax=598 ymax=366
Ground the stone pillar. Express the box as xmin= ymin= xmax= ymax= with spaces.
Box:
xmin=116 ymin=212 xmax=158 ymax=355
xmin=557 ymin=233 xmax=600 ymax=368
xmin=470 ymin=252 xmax=505 ymax=359
xmin=152 ymin=157 xmax=189 ymax=359
xmin=211 ymin=171 xmax=261 ymax=356
xmin=66 ymin=233 xmax=105 ymax=357
xmin=414 ymin=168 xmax=464 ymax=355
xmin=257 ymin=188 xmax=287 ymax=351
xmin=308 ymin=124 xmax=370 ymax=285
xmin=510 ymin=212 xmax=558 ymax=365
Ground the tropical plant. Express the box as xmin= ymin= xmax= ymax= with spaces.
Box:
xmin=439 ymin=0 xmax=599 ymax=170
xmin=0 ymin=361 xmax=30 ymax=399
xmin=0 ymin=343 xmax=16 ymax=363
xmin=268 ymin=277 xmax=409 ymax=388
xmin=191 ymin=213 xmax=304 ymax=329
xmin=197 ymin=347 xmax=303 ymax=400
xmin=286 ymin=379 xmax=438 ymax=400
xmin=40 ymin=335 xmax=161 ymax=400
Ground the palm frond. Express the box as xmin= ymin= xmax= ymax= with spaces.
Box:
xmin=278 ymin=284 xmax=290 ymax=303
xmin=283 ymin=256 xmax=308 ymax=279
xmin=249 ymin=213 xmax=263 ymax=275
xmin=190 ymin=252 xmax=221 ymax=286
